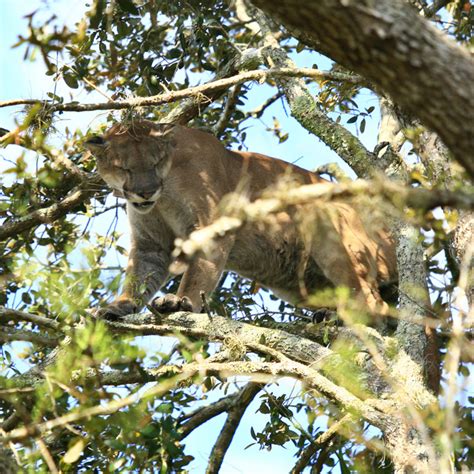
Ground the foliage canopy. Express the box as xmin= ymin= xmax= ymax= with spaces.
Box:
xmin=0 ymin=1 xmax=473 ymax=473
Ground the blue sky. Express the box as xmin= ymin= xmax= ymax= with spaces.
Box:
xmin=0 ymin=1 xmax=386 ymax=472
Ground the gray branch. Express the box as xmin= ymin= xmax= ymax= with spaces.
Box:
xmin=0 ymin=327 xmax=59 ymax=347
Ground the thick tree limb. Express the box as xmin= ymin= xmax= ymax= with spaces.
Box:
xmin=0 ymin=328 xmax=59 ymax=347
xmin=0 ymin=309 xmax=440 ymax=473
xmin=106 ymin=312 xmax=334 ymax=366
xmin=250 ymin=0 xmax=474 ymax=179
xmin=376 ymin=89 xmax=441 ymax=471
xmin=0 ymin=357 xmax=391 ymax=445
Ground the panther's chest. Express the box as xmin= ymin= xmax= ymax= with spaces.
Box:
xmin=156 ymin=195 xmax=197 ymax=238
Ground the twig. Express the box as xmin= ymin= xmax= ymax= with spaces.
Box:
xmin=291 ymin=414 xmax=352 ymax=473
xmin=0 ymin=306 xmax=61 ymax=332
xmin=200 ymin=291 xmax=213 ymax=319
xmin=213 ymin=85 xmax=243 ymax=137
xmin=82 ymin=76 xmax=113 ymax=102
xmin=0 ymin=387 xmax=36 ymax=398
xmin=179 ymin=383 xmax=262 ymax=439
xmin=243 ymin=91 xmax=282 ymax=119
xmin=36 ymin=438 xmax=58 ymax=474
xmin=424 ymin=0 xmax=450 ymax=17
xmin=0 ymin=429 xmax=21 ymax=468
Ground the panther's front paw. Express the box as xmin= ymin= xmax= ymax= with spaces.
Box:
xmin=94 ymin=300 xmax=137 ymax=321
xmin=311 ymin=308 xmax=338 ymax=324
xmin=151 ymin=294 xmax=193 ymax=313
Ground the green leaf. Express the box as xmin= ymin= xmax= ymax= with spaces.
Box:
xmin=63 ymin=438 xmax=86 ymax=464
xmin=157 ymin=402 xmax=173 ymax=413
xmin=347 ymin=115 xmax=358 ymax=124
xmin=360 ymin=118 xmax=366 ymax=133
xmin=117 ymin=0 xmax=139 ymax=15
xmin=104 ymin=439 xmax=127 ymax=450
xmin=63 ymin=72 xmax=79 ymax=89
xmin=4 ymin=350 xmax=12 ymax=366
xmin=21 ymin=292 xmax=32 ymax=304
xmin=336 ymin=450 xmax=351 ymax=474
xmin=89 ymin=0 xmax=106 ymax=29
xmin=459 ymin=364 xmax=470 ymax=377
xmin=141 ymin=424 xmax=160 ymax=438
xmin=167 ymin=48 xmax=182 ymax=59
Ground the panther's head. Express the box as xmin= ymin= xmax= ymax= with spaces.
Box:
xmin=85 ymin=120 xmax=176 ymax=214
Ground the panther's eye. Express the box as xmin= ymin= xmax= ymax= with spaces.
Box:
xmin=85 ymin=136 xmax=106 ymax=146
xmin=84 ymin=135 xmax=108 ymax=152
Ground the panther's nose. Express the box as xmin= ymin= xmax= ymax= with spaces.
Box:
xmin=136 ymin=191 xmax=156 ymax=200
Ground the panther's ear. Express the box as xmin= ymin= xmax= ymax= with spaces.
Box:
xmin=84 ymin=135 xmax=108 ymax=153
xmin=151 ymin=126 xmax=177 ymax=149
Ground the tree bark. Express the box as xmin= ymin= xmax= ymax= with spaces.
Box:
xmin=250 ymin=0 xmax=474 ymax=179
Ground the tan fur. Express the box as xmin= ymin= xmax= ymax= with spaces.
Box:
xmin=85 ymin=120 xmax=397 ymax=317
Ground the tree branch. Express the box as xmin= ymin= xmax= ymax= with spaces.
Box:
xmin=0 ymin=327 xmax=59 ymax=347
xmin=424 ymin=0 xmax=451 ymax=18
xmin=0 ymin=67 xmax=364 ymax=116
xmin=179 ymin=383 xmax=262 ymax=439
xmin=290 ymin=414 xmax=352 ymax=473
xmin=212 ymin=84 xmax=244 ymax=137
xmin=173 ymin=179 xmax=474 ymax=263
xmin=0 ymin=306 xmax=61 ymax=332
xmin=0 ymin=369 xmax=196 ymax=443
xmin=2 ymin=355 xmax=392 ymax=445
xmin=0 ymin=174 xmax=105 ymax=241
xmin=206 ymin=382 xmax=262 ymax=473
xmin=106 ymin=312 xmax=334 ymax=366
